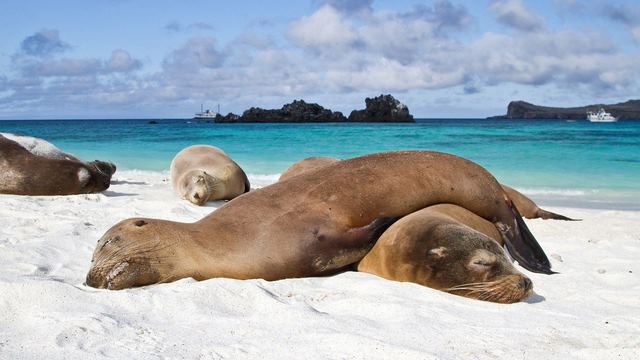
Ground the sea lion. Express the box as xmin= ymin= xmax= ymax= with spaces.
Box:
xmin=170 ymin=145 xmax=250 ymax=206
xmin=86 ymin=150 xmax=553 ymax=290
xmin=0 ymin=132 xmax=117 ymax=178
xmin=0 ymin=134 xmax=114 ymax=195
xmin=279 ymin=156 xmax=340 ymax=181
xmin=357 ymin=204 xmax=533 ymax=303
xmin=280 ymin=156 xmax=574 ymax=221
xmin=501 ymin=185 xmax=576 ymax=221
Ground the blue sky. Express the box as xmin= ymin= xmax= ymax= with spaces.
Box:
xmin=1 ymin=0 xmax=639 ymax=119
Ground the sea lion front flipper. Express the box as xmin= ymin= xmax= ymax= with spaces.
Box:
xmin=312 ymin=217 xmax=399 ymax=273
xmin=499 ymin=202 xmax=556 ymax=274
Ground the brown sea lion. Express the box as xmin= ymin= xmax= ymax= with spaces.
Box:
xmin=279 ymin=156 xmax=340 ymax=181
xmin=280 ymin=156 xmax=574 ymax=221
xmin=0 ymin=134 xmax=114 ymax=196
xmin=357 ymin=204 xmax=533 ymax=303
xmin=86 ymin=150 xmax=553 ymax=290
xmin=170 ymin=145 xmax=250 ymax=206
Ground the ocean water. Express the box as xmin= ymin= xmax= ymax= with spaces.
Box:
xmin=1 ymin=119 xmax=639 ymax=209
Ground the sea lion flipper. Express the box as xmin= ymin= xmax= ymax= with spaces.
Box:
xmin=537 ymin=209 xmax=580 ymax=221
xmin=347 ymin=217 xmax=400 ymax=246
xmin=500 ymin=203 xmax=556 ymax=275
xmin=313 ymin=217 xmax=399 ymax=273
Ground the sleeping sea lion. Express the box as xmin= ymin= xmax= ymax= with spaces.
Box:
xmin=357 ymin=204 xmax=533 ymax=303
xmin=170 ymin=145 xmax=250 ymax=206
xmin=86 ymin=150 xmax=553 ymax=290
xmin=0 ymin=134 xmax=114 ymax=195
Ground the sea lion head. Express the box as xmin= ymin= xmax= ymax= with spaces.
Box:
xmin=182 ymin=170 xmax=220 ymax=205
xmin=85 ymin=218 xmax=185 ymax=290
xmin=421 ymin=224 xmax=533 ymax=304
xmin=77 ymin=162 xmax=113 ymax=193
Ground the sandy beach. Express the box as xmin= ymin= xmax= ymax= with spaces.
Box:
xmin=1 ymin=171 xmax=638 ymax=359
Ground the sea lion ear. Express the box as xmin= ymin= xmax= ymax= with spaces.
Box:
xmin=428 ymin=246 xmax=448 ymax=258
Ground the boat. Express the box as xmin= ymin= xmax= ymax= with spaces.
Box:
xmin=587 ymin=108 xmax=617 ymax=122
xmin=193 ymin=104 xmax=219 ymax=120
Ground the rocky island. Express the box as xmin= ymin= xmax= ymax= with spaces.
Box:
xmin=489 ymin=99 xmax=640 ymax=120
xmin=214 ymin=94 xmax=414 ymax=123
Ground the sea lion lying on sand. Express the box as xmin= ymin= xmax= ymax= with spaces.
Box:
xmin=279 ymin=156 xmax=574 ymax=221
xmin=86 ymin=150 xmax=553 ymax=290
xmin=170 ymin=145 xmax=250 ymax=206
xmin=357 ymin=204 xmax=535 ymax=303
xmin=0 ymin=134 xmax=115 ymax=195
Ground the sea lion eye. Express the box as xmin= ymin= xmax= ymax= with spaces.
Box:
xmin=468 ymin=253 xmax=496 ymax=271
xmin=472 ymin=259 xmax=493 ymax=267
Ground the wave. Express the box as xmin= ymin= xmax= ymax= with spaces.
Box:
xmin=516 ymin=188 xmax=597 ymax=197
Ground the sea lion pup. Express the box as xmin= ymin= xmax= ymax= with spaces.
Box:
xmin=86 ymin=150 xmax=553 ymax=290
xmin=0 ymin=134 xmax=114 ymax=195
xmin=279 ymin=156 xmax=340 ymax=181
xmin=280 ymin=157 xmax=574 ymax=221
xmin=501 ymin=185 xmax=577 ymax=221
xmin=170 ymin=145 xmax=250 ymax=206
xmin=357 ymin=204 xmax=533 ymax=304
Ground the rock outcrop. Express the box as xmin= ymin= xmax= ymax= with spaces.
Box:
xmin=348 ymin=94 xmax=414 ymax=122
xmin=489 ymin=100 xmax=640 ymax=120
xmin=213 ymin=95 xmax=414 ymax=123
xmin=214 ymin=100 xmax=346 ymax=123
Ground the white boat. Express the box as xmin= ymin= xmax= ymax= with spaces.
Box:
xmin=193 ymin=104 xmax=219 ymax=119
xmin=587 ymin=108 xmax=617 ymax=122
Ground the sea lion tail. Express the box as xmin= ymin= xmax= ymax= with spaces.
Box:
xmin=501 ymin=202 xmax=556 ymax=275
xmin=537 ymin=209 xmax=580 ymax=221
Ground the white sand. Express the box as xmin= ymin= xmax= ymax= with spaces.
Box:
xmin=1 ymin=171 xmax=639 ymax=359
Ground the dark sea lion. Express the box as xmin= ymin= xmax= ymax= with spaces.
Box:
xmin=357 ymin=204 xmax=533 ymax=303
xmin=86 ymin=150 xmax=553 ymax=290
xmin=281 ymin=156 xmax=574 ymax=221
xmin=170 ymin=145 xmax=250 ymax=206
xmin=279 ymin=156 xmax=340 ymax=181
xmin=0 ymin=134 xmax=114 ymax=195
xmin=501 ymin=185 xmax=577 ymax=221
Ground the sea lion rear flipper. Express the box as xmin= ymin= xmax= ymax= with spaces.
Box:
xmin=500 ymin=203 xmax=556 ymax=274
xmin=537 ymin=209 xmax=580 ymax=221
xmin=313 ymin=217 xmax=399 ymax=273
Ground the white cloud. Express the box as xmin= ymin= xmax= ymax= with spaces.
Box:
xmin=106 ymin=49 xmax=142 ymax=72
xmin=163 ymin=37 xmax=226 ymax=71
xmin=489 ymin=0 xmax=544 ymax=32
xmin=288 ymin=5 xmax=358 ymax=49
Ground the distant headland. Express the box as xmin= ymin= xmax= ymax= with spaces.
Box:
xmin=488 ymin=99 xmax=640 ymax=120
xmin=212 ymin=94 xmax=414 ymax=123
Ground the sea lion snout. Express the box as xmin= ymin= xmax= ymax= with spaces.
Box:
xmin=86 ymin=219 xmax=174 ymax=289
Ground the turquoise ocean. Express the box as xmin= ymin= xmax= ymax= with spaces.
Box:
xmin=1 ymin=119 xmax=639 ymax=210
